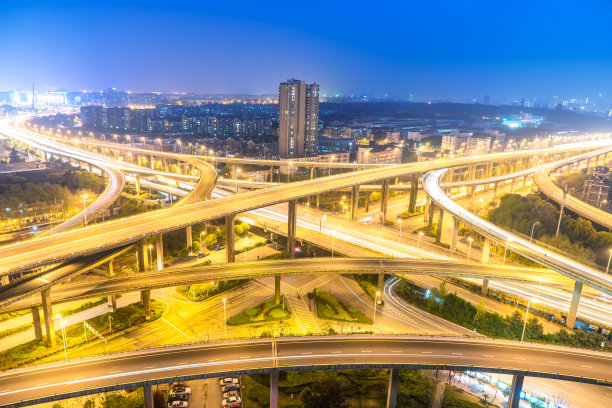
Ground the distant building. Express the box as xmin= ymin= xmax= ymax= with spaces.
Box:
xmin=317 ymin=136 xmax=356 ymax=154
xmin=357 ymin=144 xmax=402 ymax=164
xmin=278 ymin=79 xmax=319 ymax=158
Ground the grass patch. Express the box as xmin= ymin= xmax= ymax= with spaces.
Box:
xmin=0 ymin=310 xmax=29 ymax=323
xmin=56 ymin=297 xmax=109 ymax=318
xmin=176 ymin=279 xmax=248 ymax=302
xmin=260 ymin=252 xmax=290 ymax=260
xmin=398 ymin=209 xmax=423 ymax=218
xmin=0 ymin=300 xmax=163 ymax=370
xmin=0 ymin=323 xmax=33 ymax=340
xmin=315 ymin=289 xmax=372 ymax=324
xmin=353 ymin=274 xmax=380 ymax=302
xmin=227 ymin=297 xmax=291 ymax=326
xmin=443 ymin=385 xmax=493 ymax=408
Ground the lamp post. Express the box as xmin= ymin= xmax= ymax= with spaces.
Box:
xmin=320 ymin=214 xmax=327 ymax=232
xmin=331 ymin=231 xmax=336 ymax=258
xmin=606 ymin=249 xmax=612 ymax=275
xmin=520 ymin=298 xmax=535 ymax=343
xmin=530 ymin=221 xmax=540 ymax=243
xmin=55 ymin=314 xmax=68 ymax=361
xmin=398 ymin=219 xmax=402 ymax=241
xmin=109 ymin=316 xmax=113 ymax=333
xmin=81 ymin=194 xmax=88 ymax=227
xmin=418 ymin=231 xmax=423 ymax=247
xmin=467 ymin=237 xmax=473 ymax=262
xmin=236 ymin=168 xmax=241 ymax=193
xmin=372 ymin=291 xmax=381 ymax=335
xmin=503 ymin=238 xmax=510 ymax=266
xmin=223 ymin=297 xmax=227 ymax=342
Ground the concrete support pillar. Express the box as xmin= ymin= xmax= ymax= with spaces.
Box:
xmin=186 ymin=225 xmax=193 ymax=253
xmin=522 ymin=175 xmax=528 ymax=187
xmin=481 ymin=279 xmax=490 ymax=296
xmin=270 ymin=370 xmax=279 ymax=408
xmin=143 ymin=384 xmax=153 ymax=408
xmin=287 ymin=200 xmax=297 ymax=256
xmin=226 ymin=214 xmax=236 ymax=263
xmin=1 ymin=275 xmax=8 ymax=286
xmin=365 ymin=193 xmax=370 ymax=213
xmin=310 ymin=167 xmax=315 ymax=180
xmin=141 ymin=289 xmax=151 ymax=316
xmin=386 ymin=369 xmax=399 ymax=408
xmin=566 ymin=281 xmax=583 ymax=329
xmin=510 ymin=178 xmax=515 ymax=193
xmin=351 ymin=185 xmax=360 ymax=220
xmin=41 ymin=288 xmax=56 ymax=348
xmin=450 ymin=217 xmax=459 ymax=254
xmin=481 ymin=237 xmax=491 ymax=264
xmin=493 ymin=182 xmax=499 ymax=198
xmin=31 ymin=306 xmax=43 ymax=341
xmin=150 ymin=155 xmax=155 ymax=170
xmin=137 ymin=239 xmax=149 ymax=272
xmin=105 ymin=260 xmax=117 ymax=312
xmin=427 ymin=201 xmax=436 ymax=233
xmin=507 ymin=375 xmax=524 ymax=408
xmin=380 ymin=180 xmax=390 ymax=224
xmin=156 ymin=234 xmax=164 ymax=271
xmin=316 ymin=194 xmax=320 ymax=209
xmin=408 ymin=175 xmax=418 ymax=213
xmin=275 ymin=276 xmax=281 ymax=305
xmin=269 ymin=165 xmax=274 ymax=182
xmin=435 ymin=208 xmax=444 ymax=244
xmin=135 ymin=176 xmax=140 ymax=194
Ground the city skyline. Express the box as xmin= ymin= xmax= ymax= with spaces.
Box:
xmin=2 ymin=1 xmax=612 ymax=104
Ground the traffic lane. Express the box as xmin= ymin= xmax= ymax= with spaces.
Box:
xmin=0 ymin=342 xmax=273 ymax=406
xmin=275 ymin=338 xmax=612 ymax=382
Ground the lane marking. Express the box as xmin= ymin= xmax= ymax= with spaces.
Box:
xmin=452 ymin=353 xmax=463 ymax=355
xmin=546 ymin=361 xmax=559 ymax=364
xmin=331 ymin=351 xmax=342 ymax=354
xmin=239 ymin=356 xmax=252 ymax=359
xmin=421 ymin=351 xmax=432 ymax=354
xmin=581 ymin=365 xmax=593 ymax=368
xmin=300 ymin=352 xmax=311 ymax=355
xmin=208 ymin=359 xmax=220 ymax=362
xmin=514 ymin=357 xmax=526 ymax=361
xmin=361 ymin=350 xmax=372 ymax=353
xmin=162 ymin=318 xmax=191 ymax=339
xmin=143 ymin=366 xmax=155 ymax=369
xmin=109 ymin=371 xmax=122 ymax=374
xmin=482 ymin=354 xmax=494 ymax=358
xmin=391 ymin=350 xmax=402 ymax=353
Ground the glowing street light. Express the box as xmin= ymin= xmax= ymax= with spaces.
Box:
xmin=148 ymin=244 xmax=153 ymax=270
xmin=398 ymin=219 xmax=402 ymax=241
xmin=520 ymin=298 xmax=536 ymax=343
xmin=372 ymin=291 xmax=381 ymax=335
xmin=530 ymin=221 xmax=540 ymax=243
xmin=81 ymin=194 xmax=88 ymax=227
xmin=55 ymin=314 xmax=68 ymax=361
xmin=320 ymin=214 xmax=327 ymax=232
xmin=467 ymin=237 xmax=473 ymax=262
xmin=502 ymin=238 xmax=511 ymax=266
xmin=418 ymin=231 xmax=424 ymax=247
xmin=606 ymin=249 xmax=612 ymax=275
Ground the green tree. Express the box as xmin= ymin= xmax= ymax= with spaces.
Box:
xmin=153 ymin=390 xmax=166 ymax=408
xmin=504 ymin=311 xmax=524 ymax=340
xmin=204 ymin=233 xmax=218 ymax=248
xmin=302 ymin=378 xmax=348 ymax=408
xmin=191 ymin=240 xmax=201 ymax=253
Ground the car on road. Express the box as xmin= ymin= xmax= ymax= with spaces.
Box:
xmin=221 ymin=384 xmax=240 ymax=393
xmin=198 ymin=251 xmax=210 ymax=258
xmin=170 ymin=386 xmax=192 ymax=396
xmin=222 ymin=396 xmax=241 ymax=407
xmin=219 ymin=377 xmax=239 ymax=386
xmin=168 ymin=400 xmax=189 ymax=408
xmin=223 ymin=390 xmax=239 ymax=399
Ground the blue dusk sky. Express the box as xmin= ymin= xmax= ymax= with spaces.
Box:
xmin=1 ymin=0 xmax=612 ymax=103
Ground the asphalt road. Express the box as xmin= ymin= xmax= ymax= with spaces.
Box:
xmin=0 ymin=336 xmax=610 ymax=407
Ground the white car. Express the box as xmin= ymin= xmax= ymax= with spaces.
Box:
xmin=168 ymin=400 xmax=188 ymax=408
xmin=223 ymin=390 xmax=239 ymax=399
xmin=170 ymin=386 xmax=192 ymax=396
xmin=219 ymin=377 xmax=239 ymax=386
xmin=222 ymin=396 xmax=241 ymax=407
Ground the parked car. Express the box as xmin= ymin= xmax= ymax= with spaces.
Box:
xmin=219 ymin=377 xmax=239 ymax=386
xmin=168 ymin=400 xmax=189 ymax=408
xmin=197 ymin=251 xmax=210 ymax=258
xmin=223 ymin=390 xmax=239 ymax=399
xmin=170 ymin=386 xmax=192 ymax=396
xmin=221 ymin=384 xmax=240 ymax=393
xmin=222 ymin=396 xmax=241 ymax=407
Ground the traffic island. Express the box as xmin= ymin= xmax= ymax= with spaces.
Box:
xmin=176 ymin=279 xmax=248 ymax=302
xmin=226 ymin=297 xmax=291 ymax=326
xmin=0 ymin=300 xmax=164 ymax=370
xmin=313 ymin=289 xmax=373 ymax=324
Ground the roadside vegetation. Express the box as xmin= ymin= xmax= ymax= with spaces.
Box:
xmin=176 ymin=279 xmax=248 ymax=302
xmin=312 ymin=289 xmax=372 ymax=324
xmin=227 ymin=297 xmax=291 ymax=326
xmin=395 ymin=280 xmax=610 ymax=351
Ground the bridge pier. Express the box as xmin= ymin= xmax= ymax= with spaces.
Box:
xmin=493 ymin=182 xmax=499 ymax=198
xmin=1 ymin=275 xmax=8 ymax=286
xmin=150 ymin=154 xmax=154 ymax=170
xmin=137 ymin=239 xmax=149 ymax=272
xmin=507 ymin=374 xmax=524 ymax=408
xmin=427 ymin=201 xmax=435 ymax=233
xmin=481 ymin=237 xmax=491 ymax=295
xmin=287 ymin=200 xmax=297 ymax=256
xmin=141 ymin=290 xmax=151 ymax=317
xmin=450 ymin=217 xmax=459 ymax=254
xmin=31 ymin=306 xmax=43 ymax=341
xmin=408 ymin=175 xmax=418 ymax=213
xmin=566 ymin=281 xmax=583 ymax=329
xmin=41 ymin=288 xmax=56 ymax=348
xmin=226 ymin=214 xmax=236 ymax=263
xmin=275 ymin=276 xmax=281 ymax=305
xmin=380 ymin=180 xmax=390 ymax=224
xmin=135 ymin=175 xmax=140 ymax=194
xmin=186 ymin=225 xmax=193 ymax=254
xmin=270 ymin=370 xmax=279 ymax=408
xmin=510 ymin=178 xmax=515 ymax=193
xmin=435 ymin=208 xmax=444 ymax=244
xmin=143 ymin=384 xmax=153 ymax=408
xmin=386 ymin=368 xmax=399 ymax=408
xmin=156 ymin=234 xmax=164 ymax=271
xmin=106 ymin=260 xmax=117 ymax=312
xmin=351 ymin=185 xmax=360 ymax=220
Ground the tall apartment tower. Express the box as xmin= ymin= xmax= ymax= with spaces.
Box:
xmin=278 ymin=79 xmax=319 ymax=158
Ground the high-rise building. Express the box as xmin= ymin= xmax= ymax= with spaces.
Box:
xmin=278 ymin=79 xmax=319 ymax=158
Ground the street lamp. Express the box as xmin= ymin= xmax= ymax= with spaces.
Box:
xmin=372 ymin=291 xmax=381 ymax=335
xmin=467 ymin=237 xmax=473 ymax=262
xmin=331 ymin=230 xmax=336 ymax=258
xmin=606 ymin=248 xmax=612 ymax=275
xmin=398 ymin=219 xmax=402 ymax=241
xmin=502 ymin=238 xmax=511 ymax=266
xmin=418 ymin=231 xmax=423 ymax=247
xmin=530 ymin=221 xmax=540 ymax=243
xmin=55 ymin=314 xmax=68 ymax=361
xmin=520 ymin=298 xmax=536 ymax=343
xmin=236 ymin=168 xmax=241 ymax=193
xmin=222 ymin=297 xmax=227 ymax=342
xmin=81 ymin=194 xmax=88 ymax=227
xmin=320 ymin=214 xmax=327 ymax=232
xmin=176 ymin=139 xmax=182 ymax=154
